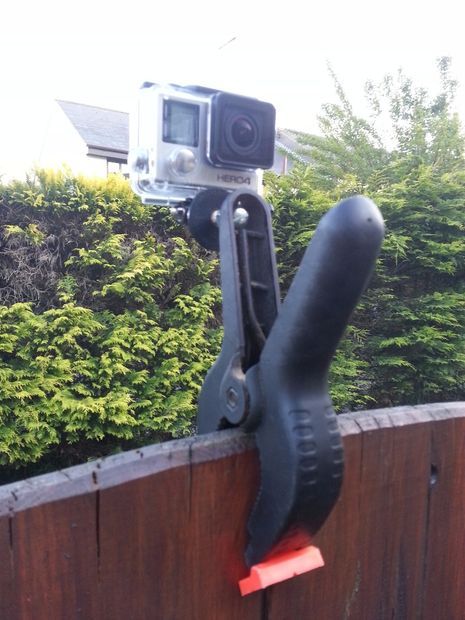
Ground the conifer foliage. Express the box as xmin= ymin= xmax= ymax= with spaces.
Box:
xmin=267 ymin=58 xmax=465 ymax=411
xmin=0 ymin=171 xmax=221 ymax=469
xmin=2 ymin=58 xmax=465 ymax=473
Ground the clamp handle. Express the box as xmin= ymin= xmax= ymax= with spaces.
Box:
xmin=244 ymin=195 xmax=384 ymax=566
xmin=191 ymin=189 xmax=384 ymax=570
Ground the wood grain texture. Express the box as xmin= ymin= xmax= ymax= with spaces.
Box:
xmin=422 ymin=409 xmax=465 ymax=619
xmin=98 ymin=434 xmax=262 ymax=620
xmin=12 ymin=493 xmax=99 ymax=619
xmin=266 ymin=417 xmax=363 ymax=620
xmin=99 ymin=466 xmax=192 ymax=619
xmin=0 ymin=403 xmax=464 ymax=619
xmin=348 ymin=410 xmax=431 ymax=620
xmin=187 ymin=449 xmax=262 ymax=619
xmin=0 ymin=515 xmax=15 ymax=620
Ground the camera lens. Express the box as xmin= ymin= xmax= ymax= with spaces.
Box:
xmin=209 ymin=92 xmax=276 ymax=169
xmin=230 ymin=116 xmax=257 ymax=149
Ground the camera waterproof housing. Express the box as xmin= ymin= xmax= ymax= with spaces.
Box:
xmin=129 ymin=83 xmax=276 ymax=205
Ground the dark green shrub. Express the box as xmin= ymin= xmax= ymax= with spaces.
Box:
xmin=0 ymin=170 xmax=221 ymax=469
xmin=266 ymin=59 xmax=465 ymax=411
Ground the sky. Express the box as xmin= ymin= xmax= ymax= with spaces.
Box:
xmin=1 ymin=0 xmax=465 ymax=178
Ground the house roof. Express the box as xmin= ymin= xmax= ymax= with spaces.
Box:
xmin=57 ymin=100 xmax=129 ymax=159
xmin=275 ymin=130 xmax=310 ymax=165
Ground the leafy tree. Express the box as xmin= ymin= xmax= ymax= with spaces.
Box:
xmin=363 ymin=166 xmax=465 ymax=406
xmin=267 ymin=57 xmax=465 ymax=410
xmin=291 ymin=57 xmax=464 ymax=190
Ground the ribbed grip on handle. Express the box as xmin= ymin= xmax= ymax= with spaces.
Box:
xmin=245 ymin=195 xmax=384 ymax=567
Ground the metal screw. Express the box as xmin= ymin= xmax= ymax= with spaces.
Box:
xmin=233 ymin=207 xmax=249 ymax=227
xmin=211 ymin=210 xmax=220 ymax=226
xmin=211 ymin=208 xmax=249 ymax=228
xmin=226 ymin=387 xmax=239 ymax=409
xmin=169 ymin=206 xmax=188 ymax=223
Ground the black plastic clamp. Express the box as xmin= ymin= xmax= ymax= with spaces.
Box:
xmin=190 ymin=189 xmax=384 ymax=567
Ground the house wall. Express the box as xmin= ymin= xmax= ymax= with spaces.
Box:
xmin=38 ymin=102 xmax=108 ymax=178
xmin=272 ymin=150 xmax=292 ymax=175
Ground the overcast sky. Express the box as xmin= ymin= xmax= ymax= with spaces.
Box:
xmin=1 ymin=0 xmax=464 ymax=177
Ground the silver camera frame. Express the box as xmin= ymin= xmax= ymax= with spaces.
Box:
xmin=129 ymin=83 xmax=270 ymax=206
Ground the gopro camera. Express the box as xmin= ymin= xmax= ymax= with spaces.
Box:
xmin=129 ymin=83 xmax=276 ymax=205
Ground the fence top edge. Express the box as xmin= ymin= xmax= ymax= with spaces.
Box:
xmin=0 ymin=429 xmax=256 ymax=516
xmin=0 ymin=402 xmax=464 ymax=516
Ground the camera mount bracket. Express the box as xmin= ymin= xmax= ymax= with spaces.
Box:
xmin=191 ymin=189 xmax=280 ymax=430
xmin=188 ymin=190 xmax=384 ymax=585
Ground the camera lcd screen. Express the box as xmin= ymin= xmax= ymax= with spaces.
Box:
xmin=163 ymin=100 xmax=199 ymax=147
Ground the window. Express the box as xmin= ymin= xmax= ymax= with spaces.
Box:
xmin=107 ymin=159 xmax=124 ymax=175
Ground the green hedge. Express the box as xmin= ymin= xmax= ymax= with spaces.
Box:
xmin=0 ymin=171 xmax=221 ymax=470
xmin=3 ymin=159 xmax=465 ymax=473
xmin=266 ymin=164 xmax=465 ymax=411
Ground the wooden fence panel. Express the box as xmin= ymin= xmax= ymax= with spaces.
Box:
xmin=0 ymin=402 xmax=464 ymax=619
xmin=422 ymin=410 xmax=465 ymax=619
xmin=266 ymin=418 xmax=363 ymax=620
xmin=349 ymin=410 xmax=432 ymax=620
xmin=187 ymin=447 xmax=262 ymax=619
xmin=12 ymin=493 xmax=99 ymax=619
xmin=99 ymin=464 xmax=192 ymax=619
xmin=0 ymin=515 xmax=15 ymax=620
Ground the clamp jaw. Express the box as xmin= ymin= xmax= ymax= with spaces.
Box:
xmin=188 ymin=189 xmax=384 ymax=572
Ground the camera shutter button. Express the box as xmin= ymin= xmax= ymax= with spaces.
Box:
xmin=169 ymin=148 xmax=197 ymax=175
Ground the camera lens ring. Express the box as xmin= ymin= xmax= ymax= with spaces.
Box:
xmin=225 ymin=114 xmax=259 ymax=154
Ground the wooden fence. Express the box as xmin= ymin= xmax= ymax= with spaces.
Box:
xmin=1 ymin=402 xmax=464 ymax=619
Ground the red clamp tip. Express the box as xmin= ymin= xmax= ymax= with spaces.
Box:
xmin=238 ymin=546 xmax=324 ymax=596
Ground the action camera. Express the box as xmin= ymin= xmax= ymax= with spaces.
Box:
xmin=129 ymin=83 xmax=276 ymax=205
